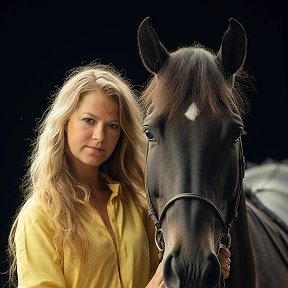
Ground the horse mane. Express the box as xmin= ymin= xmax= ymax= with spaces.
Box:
xmin=140 ymin=44 xmax=248 ymax=119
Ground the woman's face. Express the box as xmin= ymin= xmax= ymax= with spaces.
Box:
xmin=66 ymin=90 xmax=121 ymax=170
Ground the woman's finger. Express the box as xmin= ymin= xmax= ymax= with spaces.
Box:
xmin=218 ymin=245 xmax=231 ymax=279
xmin=219 ymin=246 xmax=231 ymax=258
xmin=218 ymin=252 xmax=231 ymax=265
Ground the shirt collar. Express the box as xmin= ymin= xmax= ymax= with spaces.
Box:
xmin=100 ymin=172 xmax=128 ymax=202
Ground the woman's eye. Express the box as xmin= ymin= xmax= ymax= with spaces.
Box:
xmin=143 ymin=126 xmax=157 ymax=142
xmin=108 ymin=123 xmax=120 ymax=129
xmin=83 ymin=118 xmax=94 ymax=124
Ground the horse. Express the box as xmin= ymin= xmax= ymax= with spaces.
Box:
xmin=137 ymin=17 xmax=288 ymax=288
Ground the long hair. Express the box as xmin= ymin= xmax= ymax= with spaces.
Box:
xmin=7 ymin=63 xmax=147 ymax=286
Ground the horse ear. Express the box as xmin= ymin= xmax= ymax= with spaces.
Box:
xmin=217 ymin=18 xmax=247 ymax=76
xmin=137 ymin=17 xmax=170 ymax=74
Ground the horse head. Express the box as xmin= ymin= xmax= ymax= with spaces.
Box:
xmin=138 ymin=17 xmax=248 ymax=288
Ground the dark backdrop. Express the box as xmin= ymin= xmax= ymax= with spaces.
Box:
xmin=1 ymin=0 xmax=287 ymax=286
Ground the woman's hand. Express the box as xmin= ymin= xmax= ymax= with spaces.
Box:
xmin=145 ymin=260 xmax=164 ymax=288
xmin=218 ymin=245 xmax=231 ymax=279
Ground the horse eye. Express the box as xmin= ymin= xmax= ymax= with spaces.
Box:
xmin=230 ymin=123 xmax=245 ymax=144
xmin=143 ymin=126 xmax=157 ymax=142
xmin=232 ymin=128 xmax=247 ymax=143
xmin=232 ymin=133 xmax=241 ymax=143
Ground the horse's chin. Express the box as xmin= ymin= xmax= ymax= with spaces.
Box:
xmin=163 ymin=250 xmax=221 ymax=288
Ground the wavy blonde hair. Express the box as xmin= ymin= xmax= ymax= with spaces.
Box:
xmin=7 ymin=63 xmax=147 ymax=286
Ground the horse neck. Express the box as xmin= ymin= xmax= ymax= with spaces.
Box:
xmin=226 ymin=191 xmax=257 ymax=288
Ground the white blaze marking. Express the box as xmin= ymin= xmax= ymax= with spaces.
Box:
xmin=184 ymin=102 xmax=199 ymax=121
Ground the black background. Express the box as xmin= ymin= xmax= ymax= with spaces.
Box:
xmin=1 ymin=0 xmax=287 ymax=286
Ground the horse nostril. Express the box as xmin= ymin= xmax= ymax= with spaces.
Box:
xmin=203 ymin=253 xmax=221 ymax=287
xmin=163 ymin=254 xmax=181 ymax=288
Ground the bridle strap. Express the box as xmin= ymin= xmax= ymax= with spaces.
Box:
xmin=158 ymin=193 xmax=227 ymax=229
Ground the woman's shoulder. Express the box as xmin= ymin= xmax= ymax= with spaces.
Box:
xmin=18 ymin=197 xmax=51 ymax=225
xmin=15 ymin=197 xmax=57 ymax=254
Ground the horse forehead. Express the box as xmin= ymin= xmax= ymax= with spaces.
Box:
xmin=184 ymin=102 xmax=200 ymax=121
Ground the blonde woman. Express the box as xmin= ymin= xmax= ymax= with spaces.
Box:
xmin=8 ymin=63 xmax=230 ymax=287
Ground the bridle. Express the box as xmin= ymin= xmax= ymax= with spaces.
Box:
xmin=145 ymin=136 xmax=246 ymax=286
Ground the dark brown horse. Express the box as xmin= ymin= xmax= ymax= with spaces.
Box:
xmin=137 ymin=17 xmax=288 ymax=288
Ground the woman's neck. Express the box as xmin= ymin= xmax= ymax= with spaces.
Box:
xmin=69 ymin=163 xmax=105 ymax=193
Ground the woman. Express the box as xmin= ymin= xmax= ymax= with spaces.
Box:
xmin=8 ymin=63 xmax=230 ymax=287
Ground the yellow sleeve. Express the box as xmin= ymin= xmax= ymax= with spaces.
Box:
xmin=15 ymin=199 xmax=66 ymax=288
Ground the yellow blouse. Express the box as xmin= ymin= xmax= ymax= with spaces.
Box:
xmin=15 ymin=175 xmax=158 ymax=288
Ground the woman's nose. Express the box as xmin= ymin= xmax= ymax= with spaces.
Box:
xmin=92 ymin=124 xmax=105 ymax=141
